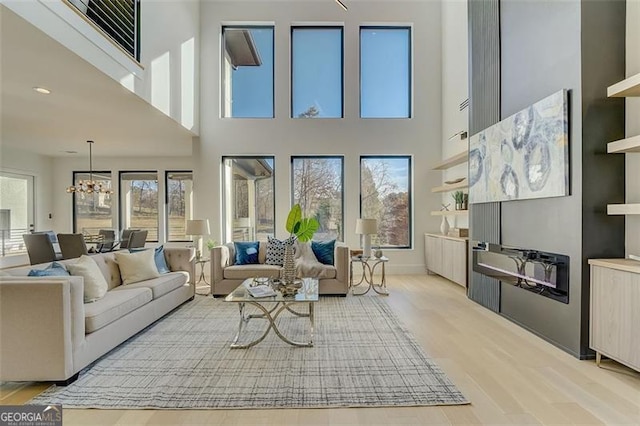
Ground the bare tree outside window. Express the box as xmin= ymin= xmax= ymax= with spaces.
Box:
xmin=166 ymin=171 xmax=193 ymax=241
xmin=120 ymin=172 xmax=159 ymax=241
xmin=73 ymin=172 xmax=113 ymax=234
xmin=292 ymin=157 xmax=343 ymax=241
xmin=361 ymin=157 xmax=411 ymax=248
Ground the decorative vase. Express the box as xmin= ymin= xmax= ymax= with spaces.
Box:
xmin=282 ymin=242 xmax=296 ymax=284
xmin=440 ymin=216 xmax=450 ymax=235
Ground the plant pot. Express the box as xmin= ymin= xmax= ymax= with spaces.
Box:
xmin=455 ymin=203 xmax=463 ymax=210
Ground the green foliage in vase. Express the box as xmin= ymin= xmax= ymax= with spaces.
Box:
xmin=452 ymin=190 xmax=465 ymax=204
xmin=206 ymin=239 xmax=218 ymax=251
xmin=286 ymin=204 xmax=319 ymax=242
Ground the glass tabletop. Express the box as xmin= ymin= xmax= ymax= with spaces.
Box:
xmin=225 ymin=277 xmax=319 ymax=303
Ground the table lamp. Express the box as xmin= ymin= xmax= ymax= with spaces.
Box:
xmin=186 ymin=219 xmax=210 ymax=259
xmin=356 ymin=218 xmax=377 ymax=258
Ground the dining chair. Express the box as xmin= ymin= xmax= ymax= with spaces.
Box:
xmin=119 ymin=229 xmax=140 ymax=250
xmin=57 ymin=233 xmax=89 ymax=260
xmin=97 ymin=229 xmax=117 ymax=252
xmin=128 ymin=230 xmax=148 ymax=249
xmin=22 ymin=234 xmax=58 ymax=265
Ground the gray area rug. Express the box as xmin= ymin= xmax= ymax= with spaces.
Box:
xmin=31 ymin=296 xmax=469 ymax=409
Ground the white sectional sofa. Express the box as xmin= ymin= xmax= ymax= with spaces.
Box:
xmin=0 ymin=248 xmax=195 ymax=384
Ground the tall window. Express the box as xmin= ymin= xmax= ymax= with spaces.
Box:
xmin=291 ymin=27 xmax=343 ymax=118
xmin=120 ymin=172 xmax=159 ymax=241
xmin=72 ymin=171 xmax=113 ymax=234
xmin=166 ymin=171 xmax=193 ymax=241
xmin=292 ymin=156 xmax=343 ymax=241
xmin=222 ymin=26 xmax=274 ymax=118
xmin=0 ymin=171 xmax=34 ymax=256
xmin=360 ymin=27 xmax=411 ymax=118
xmin=360 ymin=156 xmax=411 ymax=248
xmin=223 ymin=157 xmax=275 ymax=242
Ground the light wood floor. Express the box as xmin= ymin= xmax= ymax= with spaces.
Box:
xmin=2 ymin=274 xmax=639 ymax=425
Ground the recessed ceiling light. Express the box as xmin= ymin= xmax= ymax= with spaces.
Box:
xmin=33 ymin=87 xmax=51 ymax=94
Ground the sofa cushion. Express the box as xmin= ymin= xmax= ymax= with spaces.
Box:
xmin=312 ymin=240 xmax=336 ymax=265
xmin=234 ymin=241 xmax=260 ymax=265
xmin=27 ymin=261 xmax=70 ymax=277
xmin=67 ymin=255 xmax=109 ymax=303
xmin=129 ymin=246 xmax=171 ymax=274
xmin=84 ymin=287 xmax=152 ymax=334
xmin=115 ymin=250 xmax=161 ymax=285
xmin=88 ymin=252 xmax=122 ymax=290
xmin=112 ymin=271 xmax=188 ymax=299
xmin=265 ymin=236 xmax=294 ymax=266
xmin=224 ymin=264 xmax=281 ymax=280
xmin=295 ymin=242 xmax=336 ymax=279
xmin=296 ymin=261 xmax=336 ymax=279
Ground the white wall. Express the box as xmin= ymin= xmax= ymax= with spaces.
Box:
xmin=2 ymin=0 xmax=200 ymax=134
xmin=0 ymin=146 xmax=54 ymax=267
xmin=440 ymin=0 xmax=468 ymax=230
xmin=197 ymin=1 xmax=443 ymax=274
xmin=626 ymin=0 xmax=640 ymax=257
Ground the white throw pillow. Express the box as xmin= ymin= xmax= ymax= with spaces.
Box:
xmin=67 ymin=255 xmax=108 ymax=303
xmin=115 ymin=249 xmax=160 ymax=285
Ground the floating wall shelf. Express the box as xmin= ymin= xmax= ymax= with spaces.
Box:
xmin=607 ymin=135 xmax=640 ymax=153
xmin=607 ymin=204 xmax=640 ymax=215
xmin=607 ymin=72 xmax=640 ymax=97
xmin=431 ymin=180 xmax=468 ymax=193
xmin=432 ymin=151 xmax=468 ymax=170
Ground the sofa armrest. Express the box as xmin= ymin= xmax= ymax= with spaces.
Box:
xmin=334 ymin=245 xmax=350 ymax=284
xmin=0 ymin=276 xmax=85 ymax=382
xmin=164 ymin=247 xmax=196 ymax=284
xmin=211 ymin=245 xmax=230 ymax=286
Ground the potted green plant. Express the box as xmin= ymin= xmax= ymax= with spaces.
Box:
xmin=282 ymin=204 xmax=319 ymax=283
xmin=452 ymin=191 xmax=465 ymax=210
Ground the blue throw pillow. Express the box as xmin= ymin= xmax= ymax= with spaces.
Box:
xmin=311 ymin=240 xmax=336 ymax=265
xmin=129 ymin=246 xmax=171 ymax=274
xmin=234 ymin=241 xmax=260 ymax=265
xmin=28 ymin=261 xmax=70 ymax=277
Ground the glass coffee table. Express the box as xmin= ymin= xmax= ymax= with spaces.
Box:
xmin=224 ymin=278 xmax=318 ymax=349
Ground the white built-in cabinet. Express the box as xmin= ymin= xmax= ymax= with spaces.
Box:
xmin=606 ymin=72 xmax=640 ymax=216
xmin=424 ymin=233 xmax=468 ymax=287
xmin=588 ymin=259 xmax=640 ymax=372
xmin=587 ymin=73 xmax=640 ymax=372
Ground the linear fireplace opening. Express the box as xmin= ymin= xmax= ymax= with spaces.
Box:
xmin=472 ymin=242 xmax=569 ymax=303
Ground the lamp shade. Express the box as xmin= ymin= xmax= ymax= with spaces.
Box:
xmin=186 ymin=219 xmax=210 ymax=236
xmin=355 ymin=218 xmax=377 ymax=235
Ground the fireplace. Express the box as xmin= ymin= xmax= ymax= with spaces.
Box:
xmin=472 ymin=242 xmax=569 ymax=303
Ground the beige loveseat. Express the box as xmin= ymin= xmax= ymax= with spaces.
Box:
xmin=211 ymin=242 xmax=349 ymax=296
xmin=0 ymin=248 xmax=195 ymax=384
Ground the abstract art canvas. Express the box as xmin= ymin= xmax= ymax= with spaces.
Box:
xmin=469 ymin=89 xmax=569 ymax=204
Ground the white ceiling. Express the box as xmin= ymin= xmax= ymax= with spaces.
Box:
xmin=0 ymin=6 xmax=195 ymax=158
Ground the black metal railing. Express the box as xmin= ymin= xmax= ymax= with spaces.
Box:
xmin=67 ymin=0 xmax=140 ymax=61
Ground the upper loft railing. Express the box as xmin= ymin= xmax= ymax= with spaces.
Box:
xmin=67 ymin=0 xmax=140 ymax=61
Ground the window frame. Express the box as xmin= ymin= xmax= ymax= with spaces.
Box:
xmin=0 ymin=170 xmax=35 ymax=257
xmin=221 ymin=25 xmax=276 ymax=119
xmin=359 ymin=155 xmax=413 ymax=249
xmin=165 ymin=170 xmax=193 ymax=243
xmin=359 ymin=26 xmax=413 ymax=119
xmin=221 ymin=156 xmax=276 ymax=242
xmin=118 ymin=170 xmax=160 ymax=242
xmin=72 ymin=170 xmax=113 ymax=234
xmin=290 ymin=25 xmax=344 ymax=119
xmin=290 ymin=155 xmax=345 ymax=241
